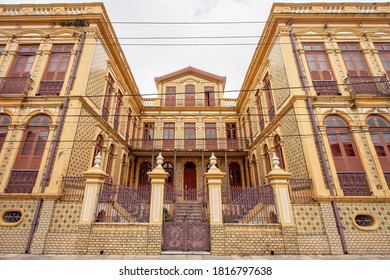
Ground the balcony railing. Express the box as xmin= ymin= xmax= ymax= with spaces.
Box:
xmin=337 ymin=172 xmax=371 ymax=196
xmin=133 ymin=138 xmax=244 ymax=151
xmin=0 ymin=77 xmax=33 ymax=95
xmin=222 ymin=185 xmax=277 ymax=224
xmin=61 ymin=176 xmax=86 ymax=201
xmin=344 ymin=75 xmax=390 ymax=96
xmin=5 ymin=170 xmax=38 ymax=193
xmin=38 ymin=80 xmax=64 ymax=96
xmin=162 ymin=98 xmax=223 ymax=107
xmin=312 ymin=80 xmax=339 ymax=96
xmin=288 ymin=178 xmax=313 ymax=203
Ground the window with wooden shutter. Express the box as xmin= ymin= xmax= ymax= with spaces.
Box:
xmin=142 ymin=122 xmax=154 ymax=149
xmin=375 ymin=43 xmax=390 ymax=78
xmin=165 ymin=86 xmax=176 ymax=106
xmin=8 ymin=45 xmax=38 ymax=77
xmin=367 ymin=115 xmax=390 ymax=172
xmin=185 ymin=85 xmax=195 ymax=106
xmin=325 ymin=115 xmax=364 ymax=172
xmin=0 ymin=114 xmax=11 ymax=152
xmin=205 ymin=123 xmax=217 ymax=150
xmin=184 ymin=123 xmax=196 ymax=149
xmin=255 ymin=92 xmax=265 ymax=131
xmin=92 ymin=134 xmax=104 ymax=167
xmin=163 ymin=123 xmax=175 ymax=149
xmin=226 ymin=123 xmax=238 ymax=150
xmin=102 ymin=74 xmax=115 ymax=122
xmin=339 ymin=43 xmax=370 ymax=76
xmin=113 ymin=90 xmax=123 ymax=132
xmin=263 ymin=144 xmax=271 ymax=175
xmin=43 ymin=45 xmax=72 ymax=81
xmin=274 ymin=135 xmax=285 ymax=170
xmin=263 ymin=75 xmax=275 ymax=121
xmin=204 ymin=86 xmax=215 ymax=106
xmin=105 ymin=144 xmax=115 ymax=182
xmin=13 ymin=114 xmax=51 ymax=170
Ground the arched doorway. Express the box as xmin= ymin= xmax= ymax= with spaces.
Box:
xmin=138 ymin=161 xmax=151 ymax=187
xmin=184 ymin=162 xmax=196 ymax=200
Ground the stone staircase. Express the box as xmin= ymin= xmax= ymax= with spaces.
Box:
xmin=174 ymin=201 xmax=205 ymax=222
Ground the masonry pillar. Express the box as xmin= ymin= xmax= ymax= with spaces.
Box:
xmin=75 ymin=153 xmax=107 ymax=254
xmin=266 ymin=153 xmax=299 ymax=254
xmin=205 ymin=153 xmax=226 ymax=255
xmin=147 ymin=152 xmax=168 ymax=254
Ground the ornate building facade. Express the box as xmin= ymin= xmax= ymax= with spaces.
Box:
xmin=0 ymin=2 xmax=389 ymax=255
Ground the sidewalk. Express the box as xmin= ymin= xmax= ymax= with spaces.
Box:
xmin=1 ymin=253 xmax=389 ymax=260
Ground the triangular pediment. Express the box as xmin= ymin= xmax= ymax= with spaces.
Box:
xmin=154 ymin=66 xmax=226 ymax=87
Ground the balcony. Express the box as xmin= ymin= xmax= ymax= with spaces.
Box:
xmin=37 ymin=80 xmax=64 ymax=96
xmin=344 ymin=75 xmax=390 ymax=96
xmin=0 ymin=77 xmax=33 ymax=95
xmin=132 ymin=138 xmax=244 ymax=152
xmin=312 ymin=80 xmax=339 ymax=96
xmin=337 ymin=172 xmax=371 ymax=196
xmin=5 ymin=170 xmax=38 ymax=193
xmin=61 ymin=176 xmax=86 ymax=201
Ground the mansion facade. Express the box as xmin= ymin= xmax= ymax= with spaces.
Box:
xmin=0 ymin=2 xmax=389 ymax=255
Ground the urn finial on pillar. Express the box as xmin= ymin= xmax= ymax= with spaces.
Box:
xmin=272 ymin=152 xmax=281 ymax=170
xmin=93 ymin=152 xmax=102 ymax=168
xmin=210 ymin=153 xmax=217 ymax=169
xmin=156 ymin=152 xmax=164 ymax=168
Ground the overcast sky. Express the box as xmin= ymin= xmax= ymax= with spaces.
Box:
xmin=3 ymin=0 xmax=389 ymax=97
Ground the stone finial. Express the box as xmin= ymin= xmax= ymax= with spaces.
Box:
xmin=271 ymin=152 xmax=281 ymax=170
xmin=210 ymin=153 xmax=217 ymax=169
xmin=93 ymin=152 xmax=102 ymax=168
xmin=156 ymin=152 xmax=164 ymax=168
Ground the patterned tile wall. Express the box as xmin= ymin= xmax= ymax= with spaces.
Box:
xmin=85 ymin=42 xmax=108 ymax=108
xmin=269 ymin=39 xmax=291 ymax=109
xmin=67 ymin=107 xmax=98 ymax=176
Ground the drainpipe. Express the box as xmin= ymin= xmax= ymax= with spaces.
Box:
xmin=289 ymin=30 xmax=348 ymax=254
xmin=26 ymin=31 xmax=86 ymax=253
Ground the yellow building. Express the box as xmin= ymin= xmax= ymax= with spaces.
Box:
xmin=0 ymin=2 xmax=389 ymax=256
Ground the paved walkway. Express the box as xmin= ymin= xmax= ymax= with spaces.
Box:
xmin=0 ymin=253 xmax=389 ymax=260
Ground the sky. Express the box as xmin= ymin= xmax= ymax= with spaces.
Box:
xmin=3 ymin=0 xmax=389 ymax=98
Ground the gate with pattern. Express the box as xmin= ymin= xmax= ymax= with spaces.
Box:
xmin=163 ymin=188 xmax=210 ymax=251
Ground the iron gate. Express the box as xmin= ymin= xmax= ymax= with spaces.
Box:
xmin=163 ymin=188 xmax=210 ymax=251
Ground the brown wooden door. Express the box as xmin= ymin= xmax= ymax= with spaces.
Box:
xmin=184 ymin=162 xmax=196 ymax=200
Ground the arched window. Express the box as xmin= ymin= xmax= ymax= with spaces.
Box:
xmin=92 ymin=134 xmax=104 ymax=166
xmin=7 ymin=114 xmax=51 ymax=193
xmin=325 ymin=115 xmax=369 ymax=196
xmin=367 ymin=115 xmax=390 ymax=172
xmin=185 ymin=85 xmax=195 ymax=106
xmin=325 ymin=115 xmax=363 ymax=172
xmin=163 ymin=162 xmax=174 ymax=186
xmin=274 ymin=135 xmax=285 ymax=169
xmin=139 ymin=161 xmax=151 ymax=186
xmin=229 ymin=162 xmax=242 ymax=187
xmin=0 ymin=114 xmax=11 ymax=152
xmin=105 ymin=144 xmax=115 ymax=181
xmin=263 ymin=144 xmax=271 ymax=174
xmin=14 ymin=114 xmax=51 ymax=170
